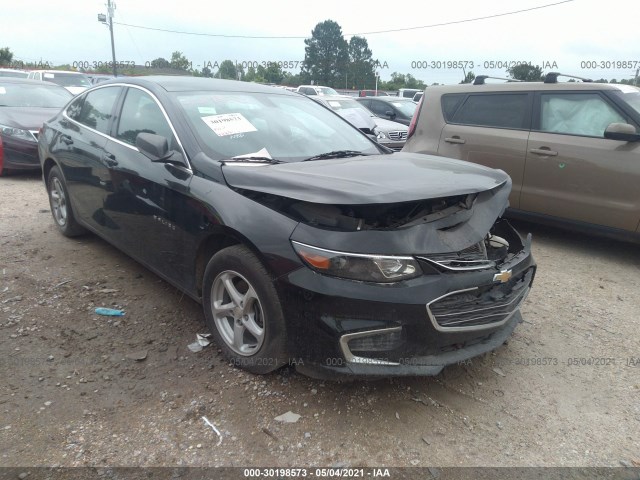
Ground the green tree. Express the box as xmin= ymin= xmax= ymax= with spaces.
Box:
xmin=170 ymin=51 xmax=191 ymax=71
xmin=263 ymin=63 xmax=285 ymax=84
xmin=348 ymin=36 xmax=375 ymax=89
xmin=460 ymin=71 xmax=476 ymax=84
xmin=150 ymin=57 xmax=170 ymax=68
xmin=0 ymin=47 xmax=13 ymax=66
xmin=301 ymin=20 xmax=349 ymax=87
xmin=218 ymin=60 xmax=238 ymax=79
xmin=507 ymin=64 xmax=543 ymax=81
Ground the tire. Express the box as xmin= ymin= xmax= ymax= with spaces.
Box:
xmin=46 ymin=166 xmax=86 ymax=237
xmin=202 ymin=245 xmax=288 ymax=374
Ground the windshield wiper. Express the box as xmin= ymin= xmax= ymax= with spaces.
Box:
xmin=302 ymin=150 xmax=367 ymax=162
xmin=225 ymin=156 xmax=281 ymax=164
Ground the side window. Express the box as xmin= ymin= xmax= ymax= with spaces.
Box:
xmin=452 ymin=94 xmax=529 ymax=129
xmin=539 ymin=93 xmax=626 ymax=137
xmin=441 ymin=94 xmax=465 ymax=122
xmin=368 ymin=100 xmax=389 ymax=116
xmin=116 ymin=88 xmax=175 ymax=147
xmin=66 ymin=96 xmax=84 ymax=120
xmin=76 ymin=87 xmax=120 ymax=134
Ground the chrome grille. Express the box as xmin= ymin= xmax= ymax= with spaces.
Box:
xmin=427 ymin=268 xmax=534 ymax=331
xmin=387 ymin=131 xmax=407 ymax=141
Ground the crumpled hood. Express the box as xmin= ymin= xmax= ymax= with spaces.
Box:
xmin=0 ymin=107 xmax=61 ymax=130
xmin=222 ymin=152 xmax=509 ymax=204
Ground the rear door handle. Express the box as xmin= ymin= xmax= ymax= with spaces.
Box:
xmin=60 ymin=134 xmax=73 ymax=145
xmin=529 ymin=147 xmax=558 ymax=157
xmin=102 ymin=153 xmax=118 ymax=167
xmin=444 ymin=136 xmax=466 ymax=144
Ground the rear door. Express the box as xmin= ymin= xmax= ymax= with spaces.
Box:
xmin=52 ymin=86 xmax=122 ymax=231
xmin=438 ymin=92 xmax=532 ymax=208
xmin=520 ymin=91 xmax=640 ymax=231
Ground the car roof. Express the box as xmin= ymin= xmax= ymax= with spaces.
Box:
xmin=31 ymin=70 xmax=88 ymax=76
xmin=315 ymin=95 xmax=355 ymax=101
xmin=98 ymin=76 xmax=299 ymax=95
xmin=0 ymin=77 xmax=63 ymax=86
xmin=358 ymin=96 xmax=415 ymax=102
xmin=427 ymin=81 xmax=637 ymax=94
xmin=0 ymin=68 xmax=28 ymax=73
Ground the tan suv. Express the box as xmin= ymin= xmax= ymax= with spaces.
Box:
xmin=403 ymin=74 xmax=640 ymax=241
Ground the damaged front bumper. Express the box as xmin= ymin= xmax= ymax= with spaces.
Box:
xmin=277 ymin=218 xmax=536 ymax=378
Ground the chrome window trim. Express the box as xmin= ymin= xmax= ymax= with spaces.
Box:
xmin=62 ymin=83 xmax=192 ymax=171
xmin=339 ymin=327 xmax=402 ymax=366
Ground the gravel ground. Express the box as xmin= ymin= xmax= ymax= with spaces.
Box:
xmin=1 ymin=171 xmax=639 ymax=468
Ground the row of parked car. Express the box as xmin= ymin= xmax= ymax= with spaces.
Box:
xmin=1 ymin=70 xmax=638 ymax=379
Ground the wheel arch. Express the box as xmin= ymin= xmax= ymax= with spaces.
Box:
xmin=193 ymin=226 xmax=274 ymax=298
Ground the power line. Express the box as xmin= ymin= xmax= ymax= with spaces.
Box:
xmin=113 ymin=0 xmax=575 ymax=39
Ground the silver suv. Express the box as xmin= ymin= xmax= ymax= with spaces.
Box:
xmin=403 ymin=74 xmax=640 ymax=241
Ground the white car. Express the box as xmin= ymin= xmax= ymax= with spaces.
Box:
xmin=27 ymin=70 xmax=91 ymax=95
xmin=296 ymin=85 xmax=339 ymax=96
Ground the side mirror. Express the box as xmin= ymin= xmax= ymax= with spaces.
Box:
xmin=604 ymin=123 xmax=640 ymax=142
xmin=136 ymin=132 xmax=174 ymax=161
xmin=385 ymin=110 xmax=396 ymax=119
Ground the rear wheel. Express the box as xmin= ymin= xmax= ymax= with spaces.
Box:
xmin=202 ymin=245 xmax=288 ymax=374
xmin=47 ymin=166 xmax=86 ymax=237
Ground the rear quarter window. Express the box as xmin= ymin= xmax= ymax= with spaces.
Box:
xmin=452 ymin=93 xmax=530 ymax=129
xmin=441 ymin=94 xmax=465 ymax=122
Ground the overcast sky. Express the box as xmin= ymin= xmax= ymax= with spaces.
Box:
xmin=4 ymin=0 xmax=639 ymax=85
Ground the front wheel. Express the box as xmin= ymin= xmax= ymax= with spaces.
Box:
xmin=202 ymin=245 xmax=288 ymax=374
xmin=47 ymin=166 xmax=86 ymax=237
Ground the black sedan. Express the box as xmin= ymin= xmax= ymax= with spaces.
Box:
xmin=38 ymin=76 xmax=535 ymax=378
xmin=0 ymin=78 xmax=72 ymax=175
xmin=355 ymin=96 xmax=418 ymax=126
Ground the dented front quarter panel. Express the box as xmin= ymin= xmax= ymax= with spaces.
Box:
xmin=289 ymin=178 xmax=511 ymax=255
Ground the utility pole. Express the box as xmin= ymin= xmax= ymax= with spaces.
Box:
xmin=635 ymin=68 xmax=639 ymax=86
xmin=98 ymin=1 xmax=118 ymax=77
xmin=107 ymin=0 xmax=117 ymax=77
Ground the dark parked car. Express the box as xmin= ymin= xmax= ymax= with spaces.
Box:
xmin=359 ymin=90 xmax=389 ymax=97
xmin=0 ymin=78 xmax=73 ymax=175
xmin=38 ymin=77 xmax=535 ymax=378
xmin=356 ymin=96 xmax=418 ymax=126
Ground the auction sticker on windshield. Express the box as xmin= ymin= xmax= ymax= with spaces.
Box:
xmin=201 ymin=113 xmax=257 ymax=137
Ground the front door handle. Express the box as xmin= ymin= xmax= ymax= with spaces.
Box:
xmin=529 ymin=147 xmax=558 ymax=157
xmin=60 ymin=134 xmax=73 ymax=145
xmin=102 ymin=153 xmax=118 ymax=167
xmin=444 ymin=136 xmax=466 ymax=144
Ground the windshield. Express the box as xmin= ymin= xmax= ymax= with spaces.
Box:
xmin=175 ymin=91 xmax=381 ymax=162
xmin=325 ymin=98 xmax=373 ymax=115
xmin=0 ymin=83 xmax=73 ymax=107
xmin=43 ymin=72 xmax=91 ymax=88
xmin=318 ymin=87 xmax=338 ymax=95
xmin=612 ymin=86 xmax=640 ymax=118
xmin=389 ymin=100 xmax=418 ymax=117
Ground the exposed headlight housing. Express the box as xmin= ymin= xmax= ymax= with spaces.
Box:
xmin=0 ymin=124 xmax=36 ymax=143
xmin=292 ymin=241 xmax=421 ymax=283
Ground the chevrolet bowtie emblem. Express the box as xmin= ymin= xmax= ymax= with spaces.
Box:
xmin=493 ymin=270 xmax=513 ymax=283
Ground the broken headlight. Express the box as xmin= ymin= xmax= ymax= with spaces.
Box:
xmin=292 ymin=241 xmax=421 ymax=283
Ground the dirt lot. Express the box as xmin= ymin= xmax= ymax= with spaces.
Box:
xmin=1 ymin=172 xmax=639 ymax=469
